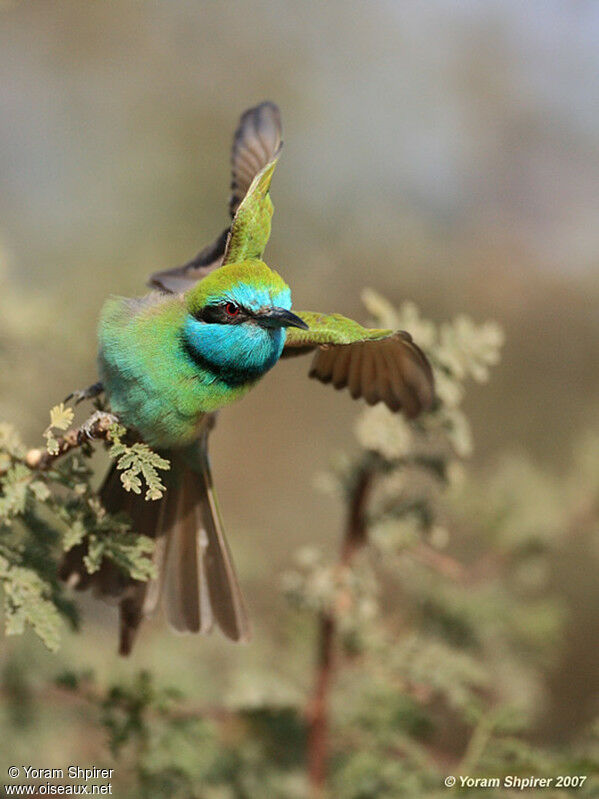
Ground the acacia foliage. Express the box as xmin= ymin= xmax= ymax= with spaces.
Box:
xmin=0 ymin=411 xmax=165 ymax=650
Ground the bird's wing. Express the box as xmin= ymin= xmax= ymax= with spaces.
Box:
xmin=283 ymin=311 xmax=435 ymax=418
xmin=220 ymin=151 xmax=280 ymax=265
xmin=149 ymin=101 xmax=282 ymax=293
xmin=229 ymin=101 xmax=282 ymax=217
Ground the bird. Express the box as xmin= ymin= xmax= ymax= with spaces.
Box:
xmin=60 ymin=102 xmax=435 ymax=655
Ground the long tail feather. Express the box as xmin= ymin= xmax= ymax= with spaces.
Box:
xmin=163 ymin=466 xmax=201 ymax=633
xmin=193 ymin=448 xmax=250 ymax=641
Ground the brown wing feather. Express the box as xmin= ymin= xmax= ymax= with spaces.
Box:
xmin=331 ymin=345 xmax=352 ymax=388
xmin=380 ymin=338 xmax=417 ymax=416
xmin=347 ymin=344 xmax=364 ymax=399
xmin=361 ymin=344 xmax=379 ymax=405
xmin=229 ymin=101 xmax=282 ymax=216
xmin=308 ymin=333 xmax=434 ymax=417
xmin=309 ymin=346 xmax=336 ymax=382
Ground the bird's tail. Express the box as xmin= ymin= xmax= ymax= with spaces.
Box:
xmin=59 ymin=437 xmax=250 ymax=655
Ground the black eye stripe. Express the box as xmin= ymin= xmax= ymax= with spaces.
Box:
xmin=195 ymin=303 xmax=250 ymax=325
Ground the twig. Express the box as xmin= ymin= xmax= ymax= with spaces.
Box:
xmin=25 ymin=413 xmax=116 ymax=471
xmin=306 ymin=463 xmax=374 ymax=797
xmin=458 ymin=710 xmax=497 ymax=774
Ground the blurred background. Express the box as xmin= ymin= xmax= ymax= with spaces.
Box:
xmin=0 ymin=1 xmax=598 ymax=795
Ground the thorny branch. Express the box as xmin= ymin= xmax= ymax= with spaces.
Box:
xmin=306 ymin=460 xmax=375 ymax=796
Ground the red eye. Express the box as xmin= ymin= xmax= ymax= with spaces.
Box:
xmin=225 ymin=303 xmax=240 ymax=318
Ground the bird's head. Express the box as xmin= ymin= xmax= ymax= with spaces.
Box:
xmin=186 ymin=259 xmax=307 ymax=331
xmin=182 ymin=260 xmax=308 ymax=384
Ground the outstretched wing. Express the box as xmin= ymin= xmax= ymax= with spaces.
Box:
xmin=149 ymin=101 xmax=282 ymax=293
xmin=221 ymin=154 xmax=279 ymax=265
xmin=283 ymin=312 xmax=435 ymax=418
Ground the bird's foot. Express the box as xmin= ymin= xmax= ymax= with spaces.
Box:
xmin=78 ymin=411 xmax=120 ymax=443
xmin=64 ymin=381 xmax=104 ymax=406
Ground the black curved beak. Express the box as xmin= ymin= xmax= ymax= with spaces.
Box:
xmin=259 ymin=307 xmax=309 ymax=330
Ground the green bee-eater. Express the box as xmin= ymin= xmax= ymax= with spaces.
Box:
xmin=61 ymin=103 xmax=434 ymax=654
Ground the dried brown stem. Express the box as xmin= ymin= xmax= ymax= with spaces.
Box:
xmin=25 ymin=413 xmax=115 ymax=471
xmin=306 ymin=463 xmax=375 ymax=797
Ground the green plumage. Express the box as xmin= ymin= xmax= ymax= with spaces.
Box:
xmin=64 ymin=102 xmax=435 ymax=654
xmin=99 ymin=259 xmax=293 ymax=448
xmin=284 ymin=312 xmax=392 ymax=346
xmin=221 ymin=158 xmax=279 ymax=265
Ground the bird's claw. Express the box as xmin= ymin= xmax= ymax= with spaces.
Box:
xmin=77 ymin=411 xmax=120 ymax=443
xmin=64 ymin=381 xmax=104 ymax=406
